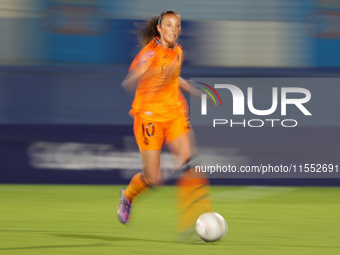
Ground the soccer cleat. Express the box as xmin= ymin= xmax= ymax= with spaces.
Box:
xmin=176 ymin=226 xmax=205 ymax=244
xmin=117 ymin=188 xmax=132 ymax=224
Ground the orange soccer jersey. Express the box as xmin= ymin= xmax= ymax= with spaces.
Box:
xmin=129 ymin=37 xmax=188 ymax=122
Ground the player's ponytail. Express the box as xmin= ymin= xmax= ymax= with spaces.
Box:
xmin=134 ymin=10 xmax=180 ymax=48
xmin=134 ymin=16 xmax=159 ymax=48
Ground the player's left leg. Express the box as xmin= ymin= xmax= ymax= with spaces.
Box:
xmin=166 ymin=118 xmax=212 ymax=236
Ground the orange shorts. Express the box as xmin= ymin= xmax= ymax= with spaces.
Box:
xmin=134 ymin=114 xmax=191 ymax=150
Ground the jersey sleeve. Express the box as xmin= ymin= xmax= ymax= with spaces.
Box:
xmin=128 ymin=48 xmax=157 ymax=71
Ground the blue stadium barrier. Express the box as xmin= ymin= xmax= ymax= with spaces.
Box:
xmin=1 ymin=124 xmax=339 ymax=186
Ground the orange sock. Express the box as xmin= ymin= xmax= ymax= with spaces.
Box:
xmin=123 ymin=172 xmax=148 ymax=201
xmin=176 ymin=170 xmax=212 ymax=233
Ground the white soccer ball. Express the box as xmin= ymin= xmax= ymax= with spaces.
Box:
xmin=195 ymin=212 xmax=227 ymax=242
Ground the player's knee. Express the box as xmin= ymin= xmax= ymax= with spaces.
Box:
xmin=181 ymin=156 xmax=193 ymax=168
xmin=176 ymin=157 xmax=191 ymax=170
xmin=141 ymin=172 xmax=158 ymax=186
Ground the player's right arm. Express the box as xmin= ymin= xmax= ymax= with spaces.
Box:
xmin=121 ymin=50 xmax=156 ymax=94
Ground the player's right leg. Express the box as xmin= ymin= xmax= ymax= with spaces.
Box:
xmin=117 ymin=149 xmax=161 ymax=224
xmin=117 ymin=115 xmax=163 ymax=224
xmin=117 ymin=151 xmax=162 ymax=224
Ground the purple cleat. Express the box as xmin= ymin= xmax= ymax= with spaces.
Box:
xmin=117 ymin=188 xmax=131 ymax=224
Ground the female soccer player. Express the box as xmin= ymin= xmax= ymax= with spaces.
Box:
xmin=117 ymin=10 xmax=211 ymax=239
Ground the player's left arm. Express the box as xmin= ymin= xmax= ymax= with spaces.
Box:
xmin=179 ymin=77 xmax=204 ymax=99
xmin=179 ymin=77 xmax=219 ymax=105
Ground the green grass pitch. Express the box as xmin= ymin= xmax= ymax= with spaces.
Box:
xmin=0 ymin=185 xmax=339 ymax=255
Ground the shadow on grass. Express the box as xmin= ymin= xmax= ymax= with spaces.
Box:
xmin=0 ymin=229 xmax=195 ymax=246
xmin=51 ymin=233 xmax=176 ymax=244
xmin=0 ymin=243 xmax=107 ymax=251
